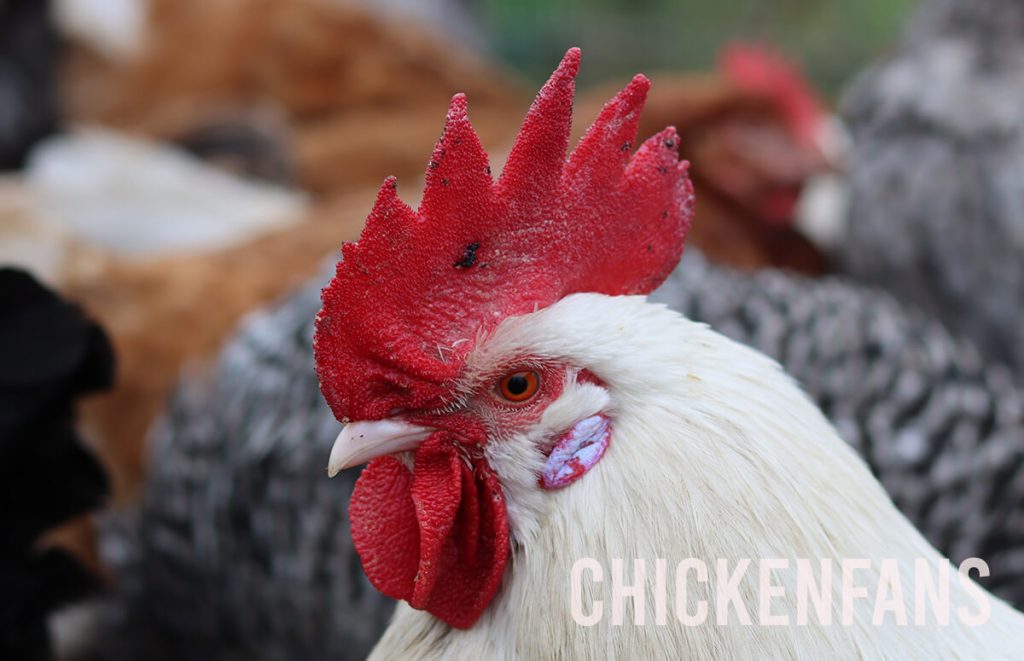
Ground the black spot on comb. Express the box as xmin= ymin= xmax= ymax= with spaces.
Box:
xmin=454 ymin=242 xmax=481 ymax=269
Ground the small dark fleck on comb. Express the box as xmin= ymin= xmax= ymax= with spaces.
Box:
xmin=454 ymin=242 xmax=481 ymax=269
xmin=658 ymin=166 xmax=668 ymax=174
xmin=620 ymin=142 xmax=631 ymax=152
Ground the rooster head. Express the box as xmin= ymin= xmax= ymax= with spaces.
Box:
xmin=702 ymin=43 xmax=830 ymax=226
xmin=314 ymin=48 xmax=694 ymax=629
xmin=720 ymin=43 xmax=824 ymax=149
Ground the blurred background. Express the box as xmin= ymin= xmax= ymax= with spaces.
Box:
xmin=481 ymin=0 xmax=913 ymax=93
xmin=7 ymin=0 xmax=1024 ymax=660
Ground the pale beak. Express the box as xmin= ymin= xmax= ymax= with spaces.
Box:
xmin=327 ymin=419 xmax=434 ymax=477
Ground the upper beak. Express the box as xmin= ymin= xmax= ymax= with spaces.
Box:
xmin=327 ymin=419 xmax=434 ymax=477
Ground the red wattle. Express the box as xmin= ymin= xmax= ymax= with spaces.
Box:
xmin=349 ymin=435 xmax=509 ymax=629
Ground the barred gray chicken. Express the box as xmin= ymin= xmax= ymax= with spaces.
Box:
xmin=102 ymin=249 xmax=1024 ymax=659
xmin=100 ymin=279 xmax=394 ymax=661
xmin=839 ymin=0 xmax=1024 ymax=374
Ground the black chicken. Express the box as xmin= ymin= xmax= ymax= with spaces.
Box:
xmin=0 ymin=268 xmax=114 ymax=661
xmin=0 ymin=0 xmax=60 ymax=169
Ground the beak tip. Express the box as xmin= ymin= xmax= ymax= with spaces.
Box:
xmin=327 ymin=450 xmax=349 ymax=477
xmin=327 ymin=419 xmax=432 ymax=478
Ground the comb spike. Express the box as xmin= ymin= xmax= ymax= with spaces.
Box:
xmin=560 ymin=126 xmax=691 ymax=297
xmin=497 ymin=48 xmax=580 ymax=207
xmin=345 ymin=177 xmax=417 ymax=285
xmin=363 ymin=176 xmax=415 ymax=240
xmin=626 ymin=127 xmax=680 ymax=181
xmin=419 ymin=94 xmax=494 ymax=223
xmin=563 ymin=74 xmax=650 ymax=194
xmin=623 ymin=128 xmax=693 ymax=244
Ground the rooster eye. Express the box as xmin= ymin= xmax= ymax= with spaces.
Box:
xmin=497 ymin=371 xmax=540 ymax=403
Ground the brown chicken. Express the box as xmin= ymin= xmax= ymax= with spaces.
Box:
xmin=62 ymin=0 xmax=526 ymax=195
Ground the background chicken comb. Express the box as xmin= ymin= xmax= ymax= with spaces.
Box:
xmin=720 ymin=42 xmax=824 ymax=146
xmin=315 ymin=48 xmax=695 ymax=422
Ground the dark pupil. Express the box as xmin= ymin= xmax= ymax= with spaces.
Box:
xmin=506 ymin=374 xmax=530 ymax=395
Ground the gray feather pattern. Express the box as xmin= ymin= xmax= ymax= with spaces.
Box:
xmin=840 ymin=0 xmax=1024 ymax=373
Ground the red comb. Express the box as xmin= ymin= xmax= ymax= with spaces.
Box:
xmin=315 ymin=48 xmax=694 ymax=422
xmin=720 ymin=42 xmax=824 ymax=146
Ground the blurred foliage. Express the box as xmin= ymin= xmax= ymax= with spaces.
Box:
xmin=478 ymin=0 xmax=918 ymax=101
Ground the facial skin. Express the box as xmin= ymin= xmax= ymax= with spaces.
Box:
xmin=330 ymin=360 xmax=598 ymax=485
xmin=329 ymin=323 xmax=616 ymax=550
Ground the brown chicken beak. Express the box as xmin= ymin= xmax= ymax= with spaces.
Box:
xmin=327 ymin=419 xmax=434 ymax=477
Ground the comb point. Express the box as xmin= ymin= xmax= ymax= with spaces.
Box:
xmin=447 ymin=93 xmax=469 ymax=120
xmin=558 ymin=47 xmax=581 ymax=77
xmin=498 ymin=47 xmax=582 ymax=202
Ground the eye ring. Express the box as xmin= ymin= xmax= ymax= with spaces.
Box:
xmin=497 ymin=370 xmax=541 ymax=403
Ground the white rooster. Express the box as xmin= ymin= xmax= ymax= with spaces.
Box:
xmin=314 ymin=49 xmax=1024 ymax=659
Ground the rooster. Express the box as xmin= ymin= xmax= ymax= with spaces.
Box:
xmin=314 ymin=49 xmax=1024 ymax=658
xmin=100 ymin=247 xmax=1024 ymax=660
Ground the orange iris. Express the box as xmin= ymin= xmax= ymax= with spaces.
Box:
xmin=497 ymin=371 xmax=540 ymax=403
